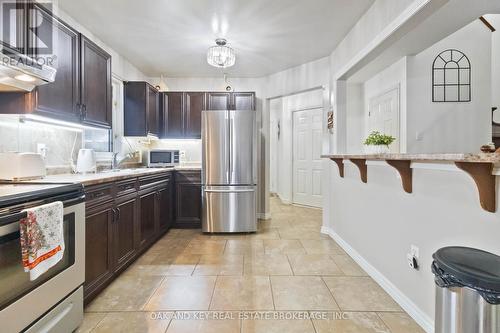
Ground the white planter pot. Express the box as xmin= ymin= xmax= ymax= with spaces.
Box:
xmin=364 ymin=145 xmax=390 ymax=154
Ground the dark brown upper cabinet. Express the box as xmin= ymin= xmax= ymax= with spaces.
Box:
xmin=80 ymin=35 xmax=112 ymax=128
xmin=205 ymin=92 xmax=255 ymax=110
xmin=206 ymin=92 xmax=230 ymax=110
xmin=184 ymin=92 xmax=205 ymax=138
xmin=161 ymin=92 xmax=184 ymax=138
xmin=29 ymin=3 xmax=81 ymax=123
xmin=160 ymin=91 xmax=204 ymax=139
xmin=0 ymin=4 xmax=112 ymax=128
xmin=232 ymin=92 xmax=255 ymax=110
xmin=124 ymin=81 xmax=159 ymax=137
xmin=0 ymin=0 xmax=26 ymax=54
xmin=147 ymin=84 xmax=159 ymax=136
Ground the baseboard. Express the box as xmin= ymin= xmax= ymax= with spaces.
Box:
xmin=257 ymin=212 xmax=271 ymax=220
xmin=321 ymin=226 xmax=434 ymax=333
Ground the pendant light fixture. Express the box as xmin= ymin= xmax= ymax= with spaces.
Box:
xmin=207 ymin=38 xmax=235 ymax=68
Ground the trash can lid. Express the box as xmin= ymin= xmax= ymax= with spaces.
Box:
xmin=433 ymin=247 xmax=500 ymax=292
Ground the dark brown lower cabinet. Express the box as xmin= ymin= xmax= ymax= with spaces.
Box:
xmin=139 ymin=190 xmax=157 ymax=248
xmin=84 ymin=202 xmax=114 ymax=304
xmin=158 ymin=181 xmax=173 ymax=233
xmin=174 ymin=171 xmax=202 ymax=228
xmin=113 ymin=196 xmax=137 ymax=272
xmin=83 ymin=172 xmax=174 ymax=305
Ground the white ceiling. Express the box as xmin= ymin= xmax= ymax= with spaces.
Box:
xmin=58 ymin=0 xmax=374 ymax=77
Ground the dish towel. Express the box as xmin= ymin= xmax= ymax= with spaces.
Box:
xmin=19 ymin=201 xmax=65 ymax=281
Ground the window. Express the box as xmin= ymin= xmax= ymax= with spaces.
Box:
xmin=432 ymin=49 xmax=471 ymax=102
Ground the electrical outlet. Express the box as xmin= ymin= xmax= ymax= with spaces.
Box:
xmin=415 ymin=131 xmax=423 ymax=141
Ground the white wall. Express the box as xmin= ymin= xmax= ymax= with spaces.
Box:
xmin=406 ymin=20 xmax=492 ymax=153
xmin=269 ymin=99 xmax=282 ymax=193
xmin=362 ymin=57 xmax=407 ymax=152
xmin=265 ymin=57 xmax=330 ymax=99
xmin=324 ymin=1 xmax=500 ymax=331
xmin=486 ymin=14 xmax=500 ymax=126
xmin=346 ymin=83 xmax=365 ymax=153
xmin=330 ymin=0 xmax=421 ymax=77
xmin=324 ymin=162 xmax=500 ymax=332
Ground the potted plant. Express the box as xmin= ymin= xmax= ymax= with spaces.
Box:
xmin=364 ymin=131 xmax=396 ymax=154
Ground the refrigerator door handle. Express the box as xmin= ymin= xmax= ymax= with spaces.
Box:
xmin=204 ymin=189 xmax=255 ymax=193
xmin=229 ymin=114 xmax=234 ymax=182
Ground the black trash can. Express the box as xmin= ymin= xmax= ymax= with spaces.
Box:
xmin=432 ymin=247 xmax=500 ymax=333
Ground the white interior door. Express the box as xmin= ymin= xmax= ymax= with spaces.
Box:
xmin=368 ymin=87 xmax=400 ymax=152
xmin=293 ymin=108 xmax=323 ymax=207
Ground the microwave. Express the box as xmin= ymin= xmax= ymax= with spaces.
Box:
xmin=147 ymin=149 xmax=180 ymax=167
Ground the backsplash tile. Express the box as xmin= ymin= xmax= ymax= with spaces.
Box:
xmin=0 ymin=116 xmax=82 ymax=168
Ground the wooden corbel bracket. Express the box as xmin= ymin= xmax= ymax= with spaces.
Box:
xmin=330 ymin=158 xmax=344 ymax=178
xmin=349 ymin=159 xmax=367 ymax=183
xmin=386 ymin=160 xmax=413 ymax=193
xmin=455 ymin=162 xmax=496 ymax=213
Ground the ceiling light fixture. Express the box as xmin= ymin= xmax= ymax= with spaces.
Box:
xmin=207 ymin=38 xmax=235 ymax=68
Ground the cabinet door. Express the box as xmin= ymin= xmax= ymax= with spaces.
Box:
xmin=232 ymin=92 xmax=255 ymax=110
xmin=147 ymin=85 xmax=159 ymax=136
xmin=81 ymin=35 xmax=112 ymax=128
xmin=175 ymin=183 xmax=202 ymax=228
xmin=139 ymin=190 xmax=157 ymax=248
xmin=29 ymin=4 xmax=80 ymax=122
xmin=184 ymin=92 xmax=205 ymax=138
xmin=124 ymin=82 xmax=147 ymax=136
xmin=0 ymin=0 xmax=26 ymax=54
xmin=114 ymin=197 xmax=137 ymax=272
xmin=161 ymin=92 xmax=184 ymax=138
xmin=157 ymin=182 xmax=173 ymax=233
xmin=84 ymin=204 xmax=114 ymax=303
xmin=206 ymin=92 xmax=230 ymax=110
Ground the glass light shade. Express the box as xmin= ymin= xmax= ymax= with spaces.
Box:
xmin=207 ymin=44 xmax=235 ymax=68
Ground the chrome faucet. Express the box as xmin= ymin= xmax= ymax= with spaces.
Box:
xmin=112 ymin=152 xmax=136 ymax=169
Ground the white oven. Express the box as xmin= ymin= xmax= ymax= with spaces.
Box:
xmin=146 ymin=149 xmax=180 ymax=167
xmin=0 ymin=184 xmax=85 ymax=333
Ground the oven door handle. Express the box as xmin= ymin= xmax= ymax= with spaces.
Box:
xmin=0 ymin=211 xmax=27 ymax=228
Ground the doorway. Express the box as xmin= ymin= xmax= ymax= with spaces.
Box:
xmin=292 ymin=107 xmax=323 ymax=207
xmin=367 ymin=87 xmax=400 ymax=152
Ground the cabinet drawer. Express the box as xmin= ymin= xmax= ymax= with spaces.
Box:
xmin=85 ymin=184 xmax=114 ymax=207
xmin=139 ymin=173 xmax=172 ymax=190
xmin=116 ymin=179 xmax=137 ymax=197
xmin=175 ymin=171 xmax=201 ymax=183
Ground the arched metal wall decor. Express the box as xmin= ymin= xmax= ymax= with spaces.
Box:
xmin=432 ymin=49 xmax=471 ymax=102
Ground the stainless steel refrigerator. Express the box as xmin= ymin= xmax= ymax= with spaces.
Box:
xmin=202 ymin=109 xmax=257 ymax=233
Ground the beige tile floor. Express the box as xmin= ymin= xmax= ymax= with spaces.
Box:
xmin=79 ymin=197 xmax=424 ymax=333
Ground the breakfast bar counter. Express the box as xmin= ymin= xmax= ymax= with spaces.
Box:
xmin=322 ymin=153 xmax=500 ymax=213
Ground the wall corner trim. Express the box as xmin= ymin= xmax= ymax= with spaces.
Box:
xmin=321 ymin=226 xmax=434 ymax=333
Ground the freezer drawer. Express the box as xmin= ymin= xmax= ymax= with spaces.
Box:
xmin=202 ymin=186 xmax=257 ymax=233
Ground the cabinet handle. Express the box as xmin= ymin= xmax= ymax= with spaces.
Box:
xmin=82 ymin=104 xmax=87 ymax=120
xmin=112 ymin=208 xmax=117 ymax=223
xmin=116 ymin=207 xmax=121 ymax=222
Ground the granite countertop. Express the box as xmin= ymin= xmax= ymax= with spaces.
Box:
xmin=24 ymin=165 xmax=201 ymax=186
xmin=321 ymin=153 xmax=500 ymax=164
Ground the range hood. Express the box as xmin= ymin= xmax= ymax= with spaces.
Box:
xmin=0 ymin=50 xmax=57 ymax=92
